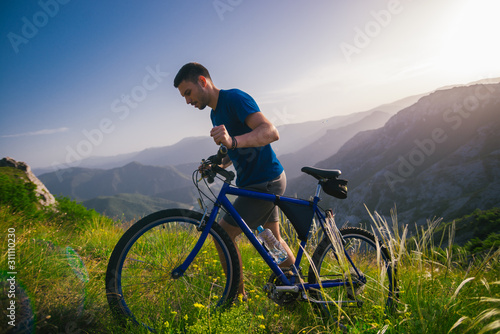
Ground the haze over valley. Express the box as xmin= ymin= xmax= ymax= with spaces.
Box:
xmin=37 ymin=80 xmax=500 ymax=233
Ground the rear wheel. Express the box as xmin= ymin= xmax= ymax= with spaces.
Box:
xmin=106 ymin=209 xmax=240 ymax=332
xmin=308 ymin=227 xmax=397 ymax=310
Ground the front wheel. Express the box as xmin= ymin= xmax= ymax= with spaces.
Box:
xmin=105 ymin=209 xmax=240 ymax=332
xmin=308 ymin=227 xmax=398 ymax=311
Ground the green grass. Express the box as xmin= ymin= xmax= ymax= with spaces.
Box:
xmin=0 ymin=167 xmax=499 ymax=333
xmin=1 ymin=203 xmax=498 ymax=333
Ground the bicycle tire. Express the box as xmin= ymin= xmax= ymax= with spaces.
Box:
xmin=307 ymin=227 xmax=398 ymax=310
xmin=105 ymin=208 xmax=240 ymax=331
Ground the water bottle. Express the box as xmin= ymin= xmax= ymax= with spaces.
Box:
xmin=257 ymin=225 xmax=288 ymax=264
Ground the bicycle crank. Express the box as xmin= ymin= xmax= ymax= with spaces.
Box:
xmin=264 ymin=266 xmax=303 ymax=305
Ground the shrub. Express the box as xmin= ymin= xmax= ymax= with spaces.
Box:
xmin=56 ymin=196 xmax=101 ymax=228
xmin=464 ymin=233 xmax=500 ymax=254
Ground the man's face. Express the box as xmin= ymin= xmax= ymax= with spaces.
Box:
xmin=177 ymin=78 xmax=209 ymax=110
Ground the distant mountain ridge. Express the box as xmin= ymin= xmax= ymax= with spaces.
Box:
xmin=39 ymin=161 xmax=193 ymax=202
xmin=35 ymin=91 xmax=427 ymax=175
xmin=37 ymin=79 xmax=500 ymax=226
xmin=34 ymin=78 xmax=499 ymax=176
xmin=287 ymin=82 xmax=500 ymax=229
xmin=45 ymin=136 xmax=214 ymax=172
xmin=279 ymin=110 xmax=392 ymax=178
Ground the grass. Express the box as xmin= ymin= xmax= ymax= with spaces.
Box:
xmin=0 ymin=197 xmax=499 ymax=333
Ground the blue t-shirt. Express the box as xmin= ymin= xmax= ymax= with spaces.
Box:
xmin=210 ymin=89 xmax=284 ymax=187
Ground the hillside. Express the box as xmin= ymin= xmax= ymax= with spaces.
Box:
xmin=287 ymin=82 xmax=500 ymax=230
xmin=271 ymin=93 xmax=425 ymax=158
xmin=279 ymin=110 xmax=391 ymax=178
xmin=435 ymin=207 xmax=500 ymax=247
xmin=82 ymin=193 xmax=191 ymax=221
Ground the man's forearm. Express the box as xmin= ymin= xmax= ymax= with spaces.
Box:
xmin=234 ymin=123 xmax=279 ymax=148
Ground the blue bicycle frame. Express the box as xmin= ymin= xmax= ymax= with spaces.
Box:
xmin=171 ymin=179 xmax=365 ymax=292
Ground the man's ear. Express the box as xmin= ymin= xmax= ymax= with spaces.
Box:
xmin=198 ymin=75 xmax=207 ymax=87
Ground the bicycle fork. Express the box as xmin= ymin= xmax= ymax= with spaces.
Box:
xmin=170 ymin=206 xmax=220 ymax=279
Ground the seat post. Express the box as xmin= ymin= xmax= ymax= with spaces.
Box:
xmin=314 ymin=182 xmax=322 ymax=198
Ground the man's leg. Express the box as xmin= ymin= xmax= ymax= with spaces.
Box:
xmin=215 ymin=218 xmax=246 ymax=297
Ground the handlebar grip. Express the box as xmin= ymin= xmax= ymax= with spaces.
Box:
xmin=208 ymin=145 xmax=228 ymax=165
xmin=217 ymin=145 xmax=228 ymax=161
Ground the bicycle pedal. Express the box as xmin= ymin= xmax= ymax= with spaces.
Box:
xmin=344 ymin=268 xmax=365 ymax=299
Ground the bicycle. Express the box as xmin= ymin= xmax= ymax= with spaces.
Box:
xmin=105 ymin=146 xmax=398 ymax=331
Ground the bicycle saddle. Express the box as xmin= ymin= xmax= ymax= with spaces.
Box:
xmin=301 ymin=167 xmax=341 ymax=180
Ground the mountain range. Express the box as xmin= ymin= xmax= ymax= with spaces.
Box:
xmin=287 ymin=82 xmax=500 ymax=229
xmin=39 ymin=161 xmax=192 ymax=201
xmin=38 ymin=161 xmax=199 ymax=220
xmin=278 ymin=110 xmax=392 ymax=179
xmin=37 ymin=80 xmax=500 ymax=228
xmin=35 ymin=91 xmax=426 ymax=175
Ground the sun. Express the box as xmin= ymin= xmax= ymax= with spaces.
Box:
xmin=435 ymin=0 xmax=500 ymax=77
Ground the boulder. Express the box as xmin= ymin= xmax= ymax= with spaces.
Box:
xmin=0 ymin=157 xmax=56 ymax=207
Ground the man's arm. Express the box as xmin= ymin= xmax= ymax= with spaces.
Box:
xmin=210 ymin=112 xmax=279 ymax=148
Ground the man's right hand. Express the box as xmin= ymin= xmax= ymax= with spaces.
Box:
xmin=210 ymin=125 xmax=232 ymax=147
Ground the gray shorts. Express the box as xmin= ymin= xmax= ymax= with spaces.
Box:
xmin=223 ymin=172 xmax=286 ymax=230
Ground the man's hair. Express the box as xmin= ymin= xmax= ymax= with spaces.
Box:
xmin=173 ymin=62 xmax=211 ymax=88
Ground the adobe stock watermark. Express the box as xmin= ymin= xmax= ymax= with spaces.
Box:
xmin=268 ymin=106 xmax=296 ymax=126
xmin=6 ymin=228 xmax=17 ymax=328
xmin=51 ymin=64 xmax=169 ymax=181
xmin=339 ymin=0 xmax=405 ymax=63
xmin=213 ymin=0 xmax=243 ymax=21
xmin=384 ymin=82 xmax=498 ymax=192
xmin=7 ymin=0 xmax=71 ymax=54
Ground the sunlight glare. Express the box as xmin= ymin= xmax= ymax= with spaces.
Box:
xmin=436 ymin=0 xmax=500 ymax=77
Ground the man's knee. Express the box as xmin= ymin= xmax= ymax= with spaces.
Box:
xmin=263 ymin=221 xmax=282 ymax=239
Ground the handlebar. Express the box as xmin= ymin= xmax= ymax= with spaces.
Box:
xmin=200 ymin=145 xmax=235 ymax=184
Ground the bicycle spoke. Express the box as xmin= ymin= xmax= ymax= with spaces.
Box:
xmin=308 ymin=227 xmax=397 ymax=313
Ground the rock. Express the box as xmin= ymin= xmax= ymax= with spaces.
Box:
xmin=0 ymin=157 xmax=56 ymax=207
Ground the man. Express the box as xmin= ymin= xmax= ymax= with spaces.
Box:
xmin=173 ymin=62 xmax=295 ymax=298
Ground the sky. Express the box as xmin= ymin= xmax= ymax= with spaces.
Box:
xmin=1 ymin=0 xmax=500 ymax=169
